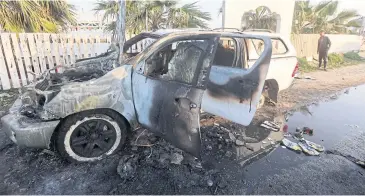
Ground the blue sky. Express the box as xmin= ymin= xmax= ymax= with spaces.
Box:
xmin=68 ymin=0 xmax=365 ymax=29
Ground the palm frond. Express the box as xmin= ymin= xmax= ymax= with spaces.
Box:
xmin=0 ymin=0 xmax=75 ymax=33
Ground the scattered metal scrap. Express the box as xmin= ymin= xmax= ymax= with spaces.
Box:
xmin=260 ymin=121 xmax=281 ymax=132
xmin=281 ymin=126 xmax=325 ymax=156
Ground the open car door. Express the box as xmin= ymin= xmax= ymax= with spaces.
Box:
xmin=132 ymin=34 xmax=219 ymax=158
xmin=201 ymin=35 xmax=273 ymax=126
xmin=132 ymin=33 xmax=272 ymax=158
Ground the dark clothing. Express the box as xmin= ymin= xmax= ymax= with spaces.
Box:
xmin=317 ymin=36 xmax=331 ymax=68
xmin=317 ymin=36 xmax=331 ymax=53
xmin=318 ymin=50 xmax=328 ymax=68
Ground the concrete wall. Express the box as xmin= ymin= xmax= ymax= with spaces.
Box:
xmin=291 ymin=34 xmax=363 ymax=57
xmin=224 ymin=0 xmax=295 ymax=37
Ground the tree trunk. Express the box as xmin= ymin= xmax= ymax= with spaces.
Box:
xmin=117 ymin=0 xmax=126 ymax=64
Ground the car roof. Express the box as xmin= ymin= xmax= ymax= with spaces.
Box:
xmin=146 ymin=29 xmax=267 ymax=38
xmin=145 ymin=29 xmax=288 ymax=39
xmin=242 ymin=31 xmax=286 ymax=38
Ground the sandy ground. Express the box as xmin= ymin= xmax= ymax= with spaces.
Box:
xmin=1 ymin=63 xmax=365 ymax=194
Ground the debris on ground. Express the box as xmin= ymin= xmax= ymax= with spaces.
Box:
xmin=235 ymin=139 xmax=245 ymax=146
xmin=225 ymin=151 xmax=233 ymax=158
xmin=228 ymin=133 xmax=236 ymax=142
xmin=281 ymin=138 xmax=302 ymax=152
xmin=304 ymin=76 xmax=316 ymax=80
xmin=246 ymin=144 xmax=255 ymax=151
xmin=304 ymin=140 xmax=325 ymax=152
xmin=295 ymin=127 xmax=314 ymax=135
xmin=206 ymin=145 xmax=213 ymax=150
xmin=239 ymin=136 xmax=259 ymax=143
xmin=294 ymin=76 xmax=316 ymax=80
xmin=170 ymin=153 xmax=184 ymax=165
xmin=298 ymin=142 xmax=320 ymax=156
xmin=207 ymin=179 xmax=214 ymax=187
xmin=284 ymin=133 xmax=292 ymax=138
xmin=40 ymin=149 xmax=56 ymax=156
xmin=260 ymin=121 xmax=281 ymax=132
xmin=0 ymin=93 xmax=12 ymax=98
xmin=326 ymin=150 xmax=365 ymax=169
xmin=117 ymin=155 xmax=139 ymax=181
xmin=131 ymin=128 xmax=158 ymax=146
xmin=302 ymin=127 xmax=314 ymax=135
xmin=131 ymin=146 xmax=138 ymax=151
xmin=282 ymin=129 xmax=325 ymax=156
xmin=293 ymin=132 xmax=304 ymax=140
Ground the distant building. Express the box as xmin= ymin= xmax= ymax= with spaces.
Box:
xmin=223 ymin=0 xmax=295 ymax=37
xmin=69 ymin=21 xmax=107 ymax=31
xmin=68 ymin=6 xmax=107 ymax=32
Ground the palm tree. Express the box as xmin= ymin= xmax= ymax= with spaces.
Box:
xmin=93 ymin=0 xmax=211 ymax=36
xmin=292 ymin=1 xmax=361 ymax=34
xmin=241 ymin=6 xmax=279 ymax=32
xmin=0 ymin=0 xmax=76 ymax=33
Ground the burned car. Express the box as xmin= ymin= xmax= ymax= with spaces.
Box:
xmin=1 ymin=30 xmax=272 ymax=162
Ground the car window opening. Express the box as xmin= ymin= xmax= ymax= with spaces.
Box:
xmin=146 ymin=39 xmax=210 ymax=84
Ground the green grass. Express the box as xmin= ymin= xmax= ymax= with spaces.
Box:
xmin=297 ymin=57 xmax=317 ymax=72
xmin=297 ymin=52 xmax=365 ymax=73
xmin=344 ymin=51 xmax=364 ymax=61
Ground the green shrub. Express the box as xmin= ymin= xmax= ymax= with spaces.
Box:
xmin=297 ymin=57 xmax=309 ymax=66
xmin=328 ymin=53 xmax=344 ymax=66
xmin=344 ymin=51 xmax=363 ymax=61
xmin=297 ymin=57 xmax=316 ymax=72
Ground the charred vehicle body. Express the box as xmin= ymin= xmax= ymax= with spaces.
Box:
xmin=1 ymin=30 xmax=272 ymax=162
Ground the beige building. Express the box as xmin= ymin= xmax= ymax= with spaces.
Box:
xmin=223 ymin=0 xmax=296 ymax=37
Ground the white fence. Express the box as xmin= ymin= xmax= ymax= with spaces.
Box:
xmin=0 ymin=33 xmax=115 ymax=90
xmin=0 ymin=32 xmax=153 ymax=90
xmin=291 ymin=34 xmax=363 ymax=57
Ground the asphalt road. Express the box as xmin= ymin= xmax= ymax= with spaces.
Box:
xmin=239 ymin=85 xmax=365 ymax=194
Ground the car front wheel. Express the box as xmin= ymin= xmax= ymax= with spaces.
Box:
xmin=56 ymin=110 xmax=127 ymax=162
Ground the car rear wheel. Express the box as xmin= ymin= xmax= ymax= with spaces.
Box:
xmin=56 ymin=110 xmax=127 ymax=162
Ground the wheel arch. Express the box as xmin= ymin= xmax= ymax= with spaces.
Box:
xmin=50 ymin=108 xmax=131 ymax=150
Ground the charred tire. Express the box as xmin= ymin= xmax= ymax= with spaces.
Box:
xmin=56 ymin=110 xmax=127 ymax=162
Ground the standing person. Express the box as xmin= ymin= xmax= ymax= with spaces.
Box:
xmin=317 ymin=30 xmax=331 ymax=71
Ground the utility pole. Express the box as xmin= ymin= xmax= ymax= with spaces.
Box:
xmin=221 ymin=0 xmax=226 ymax=28
xmin=145 ymin=8 xmax=148 ymax=31
xmin=117 ymin=0 xmax=126 ymax=64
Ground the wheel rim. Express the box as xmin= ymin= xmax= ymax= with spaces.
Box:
xmin=70 ymin=119 xmax=117 ymax=158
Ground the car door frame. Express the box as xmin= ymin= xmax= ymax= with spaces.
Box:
xmin=131 ymin=33 xmax=219 ymax=157
xmin=201 ymin=34 xmax=273 ymax=125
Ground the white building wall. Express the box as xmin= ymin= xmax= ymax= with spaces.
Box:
xmin=224 ymin=0 xmax=295 ymax=37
